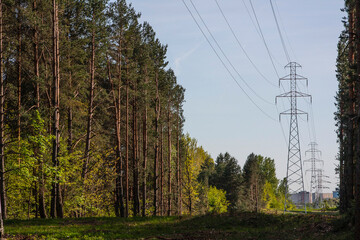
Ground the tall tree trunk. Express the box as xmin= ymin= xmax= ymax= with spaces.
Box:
xmin=142 ymin=69 xmax=148 ymax=217
xmin=125 ymin=59 xmax=129 ymax=217
xmin=34 ymin=0 xmax=40 ymax=109
xmin=0 ymin=0 xmax=5 ymax=231
xmin=67 ymin=56 xmax=72 ymax=155
xmin=339 ymin=109 xmax=346 ymax=214
xmin=17 ymin=3 xmax=22 ymax=165
xmin=167 ymin=103 xmax=172 ymax=216
xmin=188 ymin=169 xmax=192 ymax=216
xmin=153 ymin=71 xmax=160 ymax=216
xmin=51 ymin=0 xmax=63 ymax=218
xmin=33 ymin=0 xmax=42 ymax=219
xmin=132 ymin=80 xmax=140 ymax=216
xmin=116 ymin=82 xmax=125 ymax=217
xmin=160 ymin=124 xmax=163 ymax=216
xmin=67 ymin=106 xmax=72 ymax=154
xmin=38 ymin=160 xmax=46 ymax=218
xmin=354 ymin=0 xmax=360 ymax=237
xmin=46 ymin=60 xmax=52 ymax=134
xmin=179 ymin=157 xmax=182 ymax=216
xmin=176 ymin=108 xmax=181 ymax=215
xmin=83 ymin=20 xmax=96 ymax=180
xmin=50 ymin=0 xmax=56 ymax=218
xmin=346 ymin=7 xmax=355 ymax=212
xmin=108 ymin=51 xmax=124 ymax=217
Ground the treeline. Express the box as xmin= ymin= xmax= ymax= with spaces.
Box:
xmin=0 ymin=0 xmax=188 ymax=220
xmin=335 ymin=0 xmax=360 ymax=236
xmin=181 ymin=135 xmax=288 ymax=215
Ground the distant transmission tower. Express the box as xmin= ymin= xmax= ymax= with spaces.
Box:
xmin=315 ymin=169 xmax=330 ymax=204
xmin=276 ymin=62 xmax=311 ymax=212
xmin=304 ymin=142 xmax=323 ymax=206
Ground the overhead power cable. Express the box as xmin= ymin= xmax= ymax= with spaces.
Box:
xmin=181 ymin=0 xmax=277 ymax=121
xmin=276 ymin=104 xmax=289 ymax=148
xmin=214 ymin=0 xmax=277 ymax=88
xmin=242 ymin=0 xmax=290 ymax=108
xmin=297 ymin=79 xmax=317 ymax=143
xmin=188 ymin=0 xmax=274 ymax=105
xmin=215 ymin=0 xmax=290 ymax=137
xmin=273 ymin=0 xmax=298 ymax=61
xmin=248 ymin=0 xmax=280 ymax=78
xmin=269 ymin=0 xmax=290 ymax=63
xmin=241 ymin=0 xmax=262 ymax=38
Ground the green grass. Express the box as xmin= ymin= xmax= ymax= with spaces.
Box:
xmin=4 ymin=212 xmax=352 ymax=240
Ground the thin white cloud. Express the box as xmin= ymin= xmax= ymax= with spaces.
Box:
xmin=174 ymin=42 xmax=203 ymax=75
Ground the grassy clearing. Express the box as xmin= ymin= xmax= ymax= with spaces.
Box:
xmin=4 ymin=212 xmax=351 ymax=240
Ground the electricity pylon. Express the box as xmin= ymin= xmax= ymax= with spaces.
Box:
xmin=304 ymin=142 xmax=323 ymax=205
xmin=315 ymin=169 xmax=330 ymax=204
xmin=276 ymin=62 xmax=311 ymax=212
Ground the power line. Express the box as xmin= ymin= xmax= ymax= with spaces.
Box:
xmin=188 ymin=0 xmax=274 ymax=106
xmin=309 ymin=104 xmax=317 ymax=141
xmin=182 ymin=0 xmax=277 ymax=121
xmin=214 ymin=0 xmax=277 ymax=88
xmin=241 ymin=0 xmax=262 ymax=38
xmin=273 ymin=0 xmax=298 ymax=61
xmin=247 ymin=0 xmax=292 ymax=108
xmin=241 ymin=0 xmax=287 ymax=71
xmin=276 ymin=104 xmax=289 ymax=148
xmin=248 ymin=0 xmax=280 ymax=78
xmin=214 ymin=0 xmax=295 ymax=146
xmin=299 ymin=80 xmax=317 ymax=143
xmin=269 ymin=0 xmax=290 ymax=63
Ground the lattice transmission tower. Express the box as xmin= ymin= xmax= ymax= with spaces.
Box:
xmin=304 ymin=142 xmax=323 ymax=205
xmin=276 ymin=62 xmax=311 ymax=212
xmin=315 ymin=169 xmax=330 ymax=204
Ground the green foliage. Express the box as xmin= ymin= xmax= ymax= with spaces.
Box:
xmin=6 ymin=111 xmax=52 ymax=219
xmin=242 ymin=153 xmax=284 ymax=212
xmin=208 ymin=152 xmax=242 ymax=210
xmin=263 ymin=181 xmax=281 ymax=209
xmin=207 ymin=186 xmax=229 ymax=214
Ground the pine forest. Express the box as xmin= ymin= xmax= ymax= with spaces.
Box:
xmin=0 ymin=0 xmax=357 ymax=239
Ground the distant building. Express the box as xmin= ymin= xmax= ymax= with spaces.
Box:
xmin=290 ymin=191 xmax=310 ymax=206
xmin=311 ymin=192 xmax=336 ymax=204
xmin=291 ymin=191 xmax=336 ymax=206
xmin=322 ymin=193 xmax=333 ymax=200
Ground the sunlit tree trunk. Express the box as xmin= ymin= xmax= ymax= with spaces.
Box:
xmin=0 ymin=0 xmax=5 ymax=230
xmin=167 ymin=102 xmax=172 ymax=216
xmin=83 ymin=15 xmax=96 ymax=180
xmin=125 ymin=58 xmax=129 ymax=217
xmin=153 ymin=71 xmax=160 ymax=216
xmin=354 ymin=0 xmax=360 ymax=236
xmin=345 ymin=7 xmax=355 ymax=212
xmin=132 ymin=78 xmax=140 ymax=216
xmin=51 ymin=0 xmax=63 ymax=218
xmin=17 ymin=2 xmax=22 ymax=165
xmin=160 ymin=123 xmax=163 ymax=216
xmin=142 ymin=68 xmax=148 ymax=217
xmin=176 ymin=108 xmax=181 ymax=215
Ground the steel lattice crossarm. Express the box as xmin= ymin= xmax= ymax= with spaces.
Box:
xmin=277 ymin=109 xmax=309 ymax=121
xmin=276 ymin=92 xmax=312 ymax=102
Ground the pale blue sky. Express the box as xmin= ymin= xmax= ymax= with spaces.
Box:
xmin=127 ymin=0 xmax=345 ymax=192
